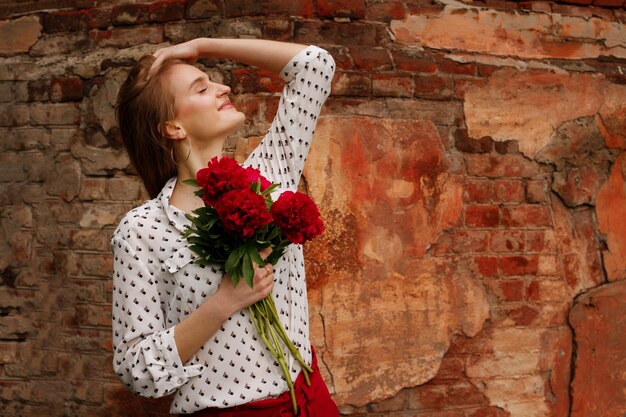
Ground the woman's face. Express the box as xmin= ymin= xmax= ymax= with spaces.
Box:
xmin=164 ymin=63 xmax=245 ymax=143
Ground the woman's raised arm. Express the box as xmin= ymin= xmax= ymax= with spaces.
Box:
xmin=148 ymin=38 xmax=308 ymax=79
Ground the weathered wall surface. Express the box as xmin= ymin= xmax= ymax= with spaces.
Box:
xmin=1 ymin=0 xmax=625 ymax=416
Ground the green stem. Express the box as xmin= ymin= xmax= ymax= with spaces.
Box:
xmin=265 ymin=298 xmax=313 ymax=380
xmin=267 ymin=317 xmax=298 ymax=415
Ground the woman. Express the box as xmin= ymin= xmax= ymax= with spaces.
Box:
xmin=111 ymin=38 xmax=337 ymax=416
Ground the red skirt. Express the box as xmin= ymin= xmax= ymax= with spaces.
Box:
xmin=186 ymin=347 xmax=339 ymax=417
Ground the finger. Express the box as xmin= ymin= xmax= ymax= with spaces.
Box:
xmin=259 ymin=247 xmax=273 ymax=260
xmin=147 ymin=54 xmax=165 ymax=80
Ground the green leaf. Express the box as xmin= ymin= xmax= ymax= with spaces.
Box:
xmin=230 ymin=271 xmax=241 ymax=287
xmin=262 ymin=183 xmax=279 ymax=196
xmin=251 ymin=179 xmax=260 ymax=194
xmin=267 ymin=226 xmax=281 ymax=241
xmin=249 ymin=246 xmax=264 ymax=267
xmin=182 ymin=179 xmax=198 ymax=187
xmin=243 ymin=252 xmax=253 ymax=288
xmin=225 ymin=246 xmax=245 ymax=273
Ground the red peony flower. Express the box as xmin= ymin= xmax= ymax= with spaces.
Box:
xmin=196 ymin=156 xmax=249 ymax=206
xmin=244 ymin=167 xmax=272 ymax=191
xmin=270 ymin=191 xmax=324 ymax=244
xmin=215 ymin=189 xmax=273 ymax=239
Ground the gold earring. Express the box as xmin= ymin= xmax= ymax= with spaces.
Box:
xmin=171 ymin=135 xmax=192 ymax=165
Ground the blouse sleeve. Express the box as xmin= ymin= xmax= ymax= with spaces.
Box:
xmin=110 ymin=236 xmax=204 ymax=398
xmin=243 ymin=45 xmax=335 ymax=190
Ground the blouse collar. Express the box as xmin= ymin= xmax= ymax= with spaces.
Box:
xmin=158 ymin=176 xmax=193 ymax=235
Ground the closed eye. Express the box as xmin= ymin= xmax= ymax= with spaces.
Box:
xmin=198 ymin=86 xmax=208 ymax=94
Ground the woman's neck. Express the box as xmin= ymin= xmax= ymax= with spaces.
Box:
xmin=175 ymin=137 xmax=226 ymax=182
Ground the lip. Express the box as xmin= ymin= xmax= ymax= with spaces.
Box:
xmin=218 ymin=100 xmax=235 ymax=111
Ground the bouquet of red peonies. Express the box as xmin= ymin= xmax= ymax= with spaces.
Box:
xmin=182 ymin=156 xmax=324 ymax=413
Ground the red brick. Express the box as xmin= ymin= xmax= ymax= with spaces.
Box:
xmin=75 ymin=304 xmax=111 ymax=327
xmin=491 ymin=230 xmax=525 ymax=252
xmin=466 ymin=154 xmax=540 ymax=178
xmin=350 ymin=47 xmax=392 ymax=71
xmin=446 ymin=382 xmax=488 ymax=406
xmin=454 ymin=78 xmax=486 ymax=100
xmin=526 ymin=179 xmax=547 ymax=203
xmin=406 ymin=3 xmax=446 ymax=15
xmin=325 ymin=97 xmax=379 ymax=117
xmin=28 ymin=80 xmax=50 ymax=102
xmin=391 ymin=50 xmax=437 ymax=73
xmin=526 ymin=230 xmax=556 ymax=253
xmin=110 ymin=3 xmax=149 ymax=26
xmin=408 ymin=385 xmax=447 ymax=410
xmin=455 ymin=128 xmax=492 ymax=153
xmin=593 ymin=0 xmax=625 ymax=7
xmin=501 ymin=205 xmax=552 ymax=227
xmin=499 ymin=280 xmax=525 ymax=301
xmin=294 ymin=21 xmax=378 ymax=46
xmin=372 ymin=74 xmax=412 ymax=97
xmin=465 ymin=205 xmax=499 ymax=228
xmin=317 ymin=0 xmax=366 ymax=18
xmin=264 ymin=96 xmax=280 ymax=124
xmin=80 ymin=253 xmax=113 ymax=276
xmin=493 ymin=179 xmax=525 ymax=203
xmin=433 ymin=230 xmax=490 ymax=254
xmin=463 ymin=179 xmax=492 ymax=203
xmin=50 ymin=77 xmax=83 ymax=102
xmin=364 ymin=1 xmax=406 ymax=21
xmin=414 ymin=74 xmax=453 ymax=98
xmin=147 ymin=0 xmax=185 ymax=22
xmin=468 ymin=407 xmax=511 ymax=417
xmin=501 ymin=304 xmax=540 ymax=326
xmin=89 ymin=6 xmax=113 ymax=29
xmin=324 ymin=46 xmax=352 ymax=70
xmin=185 ymin=0 xmax=223 ymax=19
xmin=433 ymin=356 xmax=465 ymax=380
xmin=500 ymin=255 xmax=539 ymax=276
xmin=493 ymin=140 xmax=519 ymax=154
xmin=41 ymin=10 xmax=91 ymax=33
xmin=477 ymin=64 xmax=500 ymax=77
xmin=475 ymin=256 xmax=499 ymax=277
xmin=231 ymin=68 xmax=284 ymax=94
xmin=262 ymin=19 xmax=292 ymax=41
xmin=226 ymin=0 xmax=314 ymax=18
xmin=69 ymin=229 xmax=110 ymax=252
xmin=107 ymin=177 xmax=142 ymax=201
xmin=369 ymin=389 xmax=408 ymax=411
xmin=72 ymin=278 xmax=107 ymax=303
xmin=94 ymin=27 xmax=164 ymax=48
xmin=524 ymin=1 xmax=554 ymax=12
xmin=0 ymin=342 xmax=18 ymax=364
xmin=331 ymin=71 xmax=371 ymax=96
xmin=436 ymin=57 xmax=477 ymax=75
xmin=30 ymin=103 xmax=80 ymax=125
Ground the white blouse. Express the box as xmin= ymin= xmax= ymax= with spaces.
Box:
xmin=110 ymin=45 xmax=335 ymax=415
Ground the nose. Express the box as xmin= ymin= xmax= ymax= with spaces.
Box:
xmin=217 ymin=83 xmax=231 ymax=96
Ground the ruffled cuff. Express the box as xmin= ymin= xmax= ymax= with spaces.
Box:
xmin=149 ymin=327 xmax=204 ymax=391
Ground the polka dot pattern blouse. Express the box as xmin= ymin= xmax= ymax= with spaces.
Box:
xmin=110 ymin=45 xmax=335 ymax=415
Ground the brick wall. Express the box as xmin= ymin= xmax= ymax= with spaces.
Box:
xmin=1 ymin=1 xmax=625 ymax=416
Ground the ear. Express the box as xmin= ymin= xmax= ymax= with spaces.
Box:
xmin=159 ymin=121 xmax=187 ymax=140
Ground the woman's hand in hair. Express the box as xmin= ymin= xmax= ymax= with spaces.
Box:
xmin=147 ymin=38 xmax=204 ymax=80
